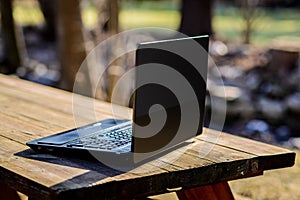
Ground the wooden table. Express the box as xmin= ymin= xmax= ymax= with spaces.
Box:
xmin=0 ymin=74 xmax=295 ymax=200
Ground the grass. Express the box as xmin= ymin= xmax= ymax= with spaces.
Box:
xmin=119 ymin=10 xmax=180 ymax=29
xmin=213 ymin=5 xmax=300 ymax=45
xmin=11 ymin=1 xmax=300 ymax=46
xmin=13 ymin=0 xmax=44 ymax=25
xmin=229 ymin=150 xmax=300 ymax=200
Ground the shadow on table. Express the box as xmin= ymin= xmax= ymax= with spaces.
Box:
xmin=15 ymin=148 xmax=124 ymax=176
xmin=14 ymin=148 xmax=178 ymax=199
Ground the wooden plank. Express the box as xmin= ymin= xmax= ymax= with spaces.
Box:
xmin=0 ymin=74 xmax=131 ymax=120
xmin=0 ymin=136 xmax=168 ymax=199
xmin=0 ymin=83 xmax=129 ymax=121
xmin=201 ymin=128 xmax=293 ymax=155
xmin=176 ymin=182 xmax=234 ymax=200
xmin=56 ymin=141 xmax=260 ymax=199
xmin=0 ymin=76 xmax=130 ymax=145
xmin=0 ymin=136 xmax=121 ymax=199
xmin=199 ymin=129 xmax=296 ymax=170
xmin=0 ymin=101 xmax=113 ymax=143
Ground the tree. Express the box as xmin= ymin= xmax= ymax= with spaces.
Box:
xmin=38 ymin=0 xmax=57 ymax=41
xmin=0 ymin=0 xmax=21 ymax=74
xmin=92 ymin=0 xmax=119 ymax=41
xmin=57 ymin=0 xmax=92 ymax=96
xmin=179 ymin=0 xmax=214 ymax=37
xmin=238 ymin=0 xmax=261 ymax=44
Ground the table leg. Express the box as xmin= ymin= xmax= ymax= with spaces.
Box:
xmin=0 ymin=185 xmax=21 ymax=200
xmin=176 ymin=182 xmax=234 ymax=200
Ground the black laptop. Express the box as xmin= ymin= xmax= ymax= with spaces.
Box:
xmin=27 ymin=35 xmax=209 ymax=167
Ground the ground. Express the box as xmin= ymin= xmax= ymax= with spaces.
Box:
xmin=229 ymin=149 xmax=300 ymax=200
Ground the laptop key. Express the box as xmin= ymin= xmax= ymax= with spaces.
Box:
xmin=66 ymin=126 xmax=132 ymax=150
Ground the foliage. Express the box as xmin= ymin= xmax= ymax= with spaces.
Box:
xmin=11 ymin=1 xmax=300 ymax=46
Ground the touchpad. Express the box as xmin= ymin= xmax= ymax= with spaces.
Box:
xmin=38 ymin=130 xmax=80 ymax=145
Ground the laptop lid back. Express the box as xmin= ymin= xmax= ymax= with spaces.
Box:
xmin=132 ymin=35 xmax=209 ymax=154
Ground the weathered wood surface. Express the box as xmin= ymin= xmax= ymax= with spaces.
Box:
xmin=0 ymin=74 xmax=295 ymax=199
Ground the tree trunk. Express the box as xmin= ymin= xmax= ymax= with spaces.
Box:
xmin=179 ymin=0 xmax=214 ymax=37
xmin=239 ymin=0 xmax=260 ymax=44
xmin=38 ymin=0 xmax=57 ymax=41
xmin=0 ymin=0 xmax=21 ymax=74
xmin=93 ymin=0 xmax=119 ymax=37
xmin=106 ymin=0 xmax=119 ymax=34
xmin=57 ymin=0 xmax=92 ymax=96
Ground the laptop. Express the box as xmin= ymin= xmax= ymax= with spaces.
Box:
xmin=26 ymin=35 xmax=209 ymax=166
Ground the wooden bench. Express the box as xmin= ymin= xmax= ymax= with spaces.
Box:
xmin=0 ymin=74 xmax=295 ymax=199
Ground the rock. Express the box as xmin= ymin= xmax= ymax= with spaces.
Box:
xmin=289 ymin=137 xmax=300 ymax=149
xmin=275 ymin=126 xmax=290 ymax=142
xmin=208 ymin=83 xmax=254 ymax=118
xmin=287 ymin=72 xmax=300 ymax=92
xmin=268 ymin=38 xmax=299 ymax=79
xmin=208 ymin=40 xmax=300 ymax=144
xmin=260 ymin=132 xmax=275 ymax=144
xmin=244 ymin=120 xmax=275 ymax=143
xmin=257 ymin=97 xmax=286 ymax=120
xmin=286 ymin=93 xmax=300 ymax=114
xmin=259 ymin=81 xmax=286 ymax=98
xmin=219 ymin=65 xmax=244 ymax=80
xmin=245 ymin=71 xmax=261 ymax=91
xmin=210 ymin=40 xmax=228 ymax=56
xmin=245 ymin=119 xmax=270 ymax=134
xmin=226 ymin=43 xmax=249 ymax=57
xmin=209 ymin=84 xmax=242 ymax=102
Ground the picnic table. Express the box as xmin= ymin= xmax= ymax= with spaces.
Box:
xmin=0 ymin=74 xmax=295 ymax=199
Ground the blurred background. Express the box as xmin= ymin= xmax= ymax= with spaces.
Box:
xmin=0 ymin=0 xmax=300 ymax=148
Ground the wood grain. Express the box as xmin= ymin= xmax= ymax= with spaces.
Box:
xmin=0 ymin=74 xmax=295 ymax=199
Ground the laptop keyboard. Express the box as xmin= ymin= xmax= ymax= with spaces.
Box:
xmin=66 ymin=126 xmax=132 ymax=151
